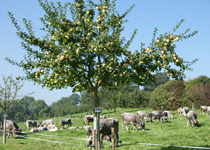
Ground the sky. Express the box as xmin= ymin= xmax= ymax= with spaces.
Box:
xmin=0 ymin=0 xmax=210 ymax=105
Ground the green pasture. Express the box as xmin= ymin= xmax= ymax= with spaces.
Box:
xmin=0 ymin=108 xmax=210 ymax=150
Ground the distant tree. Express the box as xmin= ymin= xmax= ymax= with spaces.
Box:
xmin=185 ymin=76 xmax=210 ymax=91
xmin=150 ymin=80 xmax=185 ymax=110
xmin=186 ymin=82 xmax=210 ymax=108
xmin=78 ymin=92 xmax=93 ymax=114
xmin=0 ymin=75 xmax=23 ymax=114
xmin=30 ymin=100 xmax=50 ymax=119
xmin=144 ymin=72 xmax=170 ymax=91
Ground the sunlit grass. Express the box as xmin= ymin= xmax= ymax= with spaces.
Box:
xmin=0 ymin=108 xmax=210 ymax=150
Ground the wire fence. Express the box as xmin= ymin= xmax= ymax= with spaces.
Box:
xmin=1 ymin=129 xmax=210 ymax=149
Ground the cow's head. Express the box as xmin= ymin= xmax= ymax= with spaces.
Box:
xmin=194 ymin=120 xmax=199 ymax=127
xmin=138 ymin=122 xmax=145 ymax=131
xmin=15 ymin=129 xmax=22 ymax=136
xmin=86 ymin=128 xmax=93 ymax=147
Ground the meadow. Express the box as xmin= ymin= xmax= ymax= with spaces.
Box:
xmin=0 ymin=108 xmax=210 ymax=150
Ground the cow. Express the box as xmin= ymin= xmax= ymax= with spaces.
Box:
xmin=1 ymin=120 xmax=21 ymax=138
xmin=136 ymin=111 xmax=148 ymax=122
xmin=69 ymin=126 xmax=78 ymax=130
xmin=177 ymin=108 xmax=183 ymax=115
xmin=207 ymin=106 xmax=210 ymax=118
xmin=86 ymin=118 xmax=120 ymax=148
xmin=200 ymin=106 xmax=208 ymax=115
xmin=182 ymin=107 xmax=190 ymax=117
xmin=84 ymin=115 xmax=94 ymax=125
xmin=38 ymin=119 xmax=53 ymax=127
xmin=61 ymin=118 xmax=73 ymax=128
xmin=26 ymin=120 xmax=37 ymax=131
xmin=163 ymin=111 xmax=174 ymax=119
xmin=47 ymin=124 xmax=56 ymax=130
xmin=150 ymin=111 xmax=168 ymax=122
xmin=121 ymin=113 xmax=145 ymax=131
xmin=80 ymin=126 xmax=92 ymax=131
xmin=186 ymin=111 xmax=199 ymax=127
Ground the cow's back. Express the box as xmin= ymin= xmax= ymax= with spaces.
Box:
xmin=121 ymin=113 xmax=139 ymax=123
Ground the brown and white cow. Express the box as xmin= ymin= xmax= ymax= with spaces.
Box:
xmin=1 ymin=120 xmax=21 ymax=138
xmin=26 ymin=120 xmax=37 ymax=131
xmin=186 ymin=111 xmax=199 ymax=127
xmin=200 ymin=106 xmax=208 ymax=115
xmin=84 ymin=115 xmax=94 ymax=125
xmin=121 ymin=113 xmax=145 ymax=131
xmin=86 ymin=118 xmax=120 ymax=148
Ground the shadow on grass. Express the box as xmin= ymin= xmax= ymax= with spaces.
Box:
xmin=160 ymin=144 xmax=210 ymax=150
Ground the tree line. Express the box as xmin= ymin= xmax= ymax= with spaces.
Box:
xmin=1 ymin=73 xmax=210 ymax=123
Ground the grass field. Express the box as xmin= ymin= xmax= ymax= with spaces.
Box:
xmin=0 ymin=108 xmax=210 ymax=150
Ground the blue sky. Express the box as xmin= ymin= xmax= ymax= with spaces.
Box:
xmin=1 ymin=0 xmax=210 ymax=105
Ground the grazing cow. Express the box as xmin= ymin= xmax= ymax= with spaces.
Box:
xmin=26 ymin=120 xmax=37 ymax=131
xmin=163 ymin=111 xmax=174 ymax=119
xmin=186 ymin=111 xmax=198 ymax=127
xmin=150 ymin=111 xmax=168 ymax=122
xmin=182 ymin=107 xmax=190 ymax=117
xmin=80 ymin=126 xmax=92 ymax=131
xmin=61 ymin=118 xmax=73 ymax=128
xmin=86 ymin=118 xmax=120 ymax=148
xmin=136 ymin=111 xmax=147 ymax=122
xmin=84 ymin=115 xmax=94 ymax=125
xmin=121 ymin=113 xmax=145 ymax=131
xmin=207 ymin=106 xmax=210 ymax=118
xmin=177 ymin=108 xmax=183 ymax=115
xmin=38 ymin=119 xmax=53 ymax=127
xmin=69 ymin=126 xmax=78 ymax=130
xmin=1 ymin=120 xmax=21 ymax=138
xmin=200 ymin=106 xmax=208 ymax=115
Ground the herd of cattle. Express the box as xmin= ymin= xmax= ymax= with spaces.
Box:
xmin=1 ymin=105 xmax=210 ymax=148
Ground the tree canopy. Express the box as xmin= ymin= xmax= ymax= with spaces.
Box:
xmin=7 ymin=0 xmax=198 ymax=109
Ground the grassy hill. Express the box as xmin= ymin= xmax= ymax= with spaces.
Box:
xmin=1 ymin=108 xmax=210 ymax=150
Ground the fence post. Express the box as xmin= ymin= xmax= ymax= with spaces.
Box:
xmin=111 ymin=127 xmax=115 ymax=150
xmin=92 ymin=129 xmax=95 ymax=150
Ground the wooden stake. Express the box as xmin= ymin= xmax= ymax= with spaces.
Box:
xmin=111 ymin=127 xmax=115 ymax=150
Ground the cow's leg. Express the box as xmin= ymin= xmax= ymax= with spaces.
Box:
xmin=187 ymin=120 xmax=189 ymax=127
xmin=126 ymin=125 xmax=129 ymax=131
xmin=115 ymin=133 xmax=119 ymax=147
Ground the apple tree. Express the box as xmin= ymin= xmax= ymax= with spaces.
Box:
xmin=7 ymin=0 xmax=197 ymax=148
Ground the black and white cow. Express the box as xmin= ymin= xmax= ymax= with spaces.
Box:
xmin=38 ymin=119 xmax=53 ymax=127
xmin=200 ymin=106 xmax=208 ymax=115
xmin=61 ymin=118 xmax=73 ymax=128
xmin=121 ymin=113 xmax=145 ymax=131
xmin=86 ymin=118 xmax=120 ymax=148
xmin=1 ymin=120 xmax=21 ymax=138
xmin=26 ymin=120 xmax=37 ymax=131
xmin=186 ymin=111 xmax=199 ymax=127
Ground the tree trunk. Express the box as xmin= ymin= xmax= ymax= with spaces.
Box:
xmin=121 ymin=108 xmax=123 ymax=114
xmin=92 ymin=88 xmax=100 ymax=150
